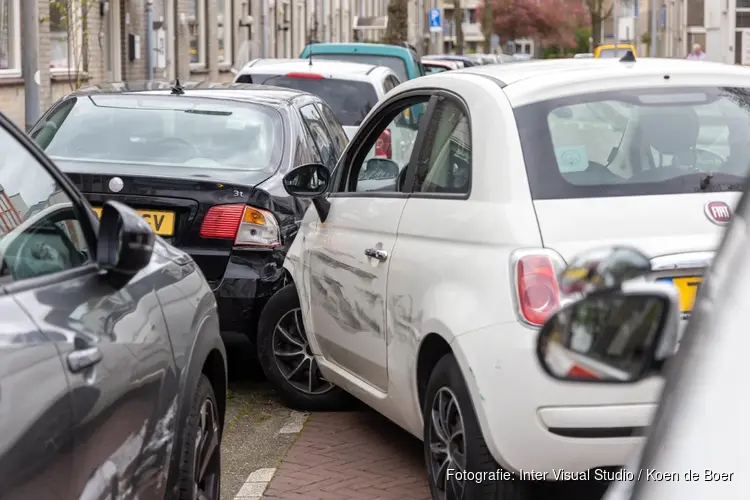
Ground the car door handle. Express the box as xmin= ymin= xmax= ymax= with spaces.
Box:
xmin=67 ymin=347 xmax=103 ymax=373
xmin=364 ymin=248 xmax=388 ymax=262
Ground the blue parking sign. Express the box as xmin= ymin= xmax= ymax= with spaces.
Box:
xmin=429 ymin=8 xmax=442 ymax=33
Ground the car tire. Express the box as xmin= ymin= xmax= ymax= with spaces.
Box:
xmin=178 ymin=374 xmax=222 ymax=500
xmin=423 ymin=354 xmax=533 ymax=500
xmin=257 ymin=284 xmax=352 ymax=411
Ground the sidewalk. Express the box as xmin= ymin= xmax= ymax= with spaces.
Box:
xmin=262 ymin=410 xmax=431 ymax=499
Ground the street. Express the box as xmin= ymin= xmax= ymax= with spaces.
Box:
xmin=221 ymin=343 xmax=611 ymax=500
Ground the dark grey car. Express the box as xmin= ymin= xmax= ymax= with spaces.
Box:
xmin=533 ymin=185 xmax=750 ymax=498
xmin=0 ymin=110 xmax=227 ymax=499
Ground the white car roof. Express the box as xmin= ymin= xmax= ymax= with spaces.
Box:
xmin=405 ymin=57 xmax=750 ymax=107
xmin=239 ymin=59 xmax=393 ymax=81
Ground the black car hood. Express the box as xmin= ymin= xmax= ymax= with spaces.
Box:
xmin=53 ymin=157 xmax=274 ymax=188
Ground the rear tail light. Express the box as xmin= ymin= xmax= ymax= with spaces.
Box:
xmin=511 ymin=249 xmax=565 ymax=327
xmin=200 ymin=204 xmax=280 ymax=247
xmin=566 ymin=364 xmax=599 ymax=380
xmin=375 ymin=129 xmax=392 ymax=159
xmin=285 ymin=72 xmax=324 ymax=79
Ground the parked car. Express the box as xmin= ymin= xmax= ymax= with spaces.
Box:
xmin=421 ymin=59 xmax=461 ymax=74
xmin=536 ymin=231 xmax=746 ymax=499
xmin=0 ymin=109 xmax=227 ymax=499
xmin=299 ymin=42 xmax=425 ymax=83
xmin=235 ymin=59 xmax=400 ymax=139
xmin=574 ymin=52 xmax=595 ymax=58
xmin=29 ymin=80 xmax=349 ymax=352
xmin=257 ymin=56 xmax=750 ymax=498
xmin=422 ymin=54 xmax=479 ymax=67
xmin=595 ymin=43 xmax=638 ymax=58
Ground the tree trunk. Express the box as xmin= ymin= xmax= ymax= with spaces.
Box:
xmin=591 ymin=17 xmax=602 ymax=47
xmin=383 ymin=0 xmax=409 ymax=45
xmin=454 ymin=2 xmax=464 ymax=54
xmin=481 ymin=0 xmax=492 ymax=53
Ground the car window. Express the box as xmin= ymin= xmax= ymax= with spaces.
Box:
xmin=300 ymin=104 xmax=337 ymax=170
xmin=339 ymin=97 xmax=430 ymax=194
xmin=239 ymin=74 xmax=379 ymax=127
xmin=316 ymin=102 xmax=349 ymax=156
xmin=33 ymin=95 xmax=284 ymax=174
xmin=515 ymin=86 xmax=750 ymax=199
xmin=0 ymin=126 xmax=91 ymax=285
xmin=310 ymin=53 xmax=410 ymax=82
xmin=412 ymin=99 xmax=471 ymax=194
xmin=383 ymin=77 xmax=396 ymax=94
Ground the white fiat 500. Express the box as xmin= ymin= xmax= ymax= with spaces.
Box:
xmin=256 ymin=56 xmax=750 ymax=499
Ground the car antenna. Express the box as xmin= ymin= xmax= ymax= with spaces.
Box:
xmin=620 ymin=50 xmax=636 ymax=62
xmin=308 ymin=42 xmax=313 ymax=67
xmin=170 ymin=78 xmax=185 ymax=95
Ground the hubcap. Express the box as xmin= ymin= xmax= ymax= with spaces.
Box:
xmin=428 ymin=387 xmax=467 ymax=500
xmin=194 ymin=398 xmax=220 ymax=499
xmin=272 ymin=308 xmax=334 ymax=395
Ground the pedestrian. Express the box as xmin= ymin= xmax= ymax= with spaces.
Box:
xmin=686 ymin=43 xmax=706 ymax=60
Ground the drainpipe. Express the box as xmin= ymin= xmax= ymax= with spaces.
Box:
xmin=650 ymin=0 xmax=657 ymax=56
xmin=21 ymin=0 xmax=40 ymax=130
xmin=146 ymin=0 xmax=155 ymax=80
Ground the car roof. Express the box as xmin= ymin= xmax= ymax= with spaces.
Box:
xmin=422 ymin=59 xmax=454 ymax=66
xmin=301 ymin=42 xmax=411 ymax=56
xmin=399 ymin=57 xmax=750 ymax=107
xmin=67 ymin=81 xmax=309 ymax=106
xmin=241 ymin=58 xmax=383 ymax=79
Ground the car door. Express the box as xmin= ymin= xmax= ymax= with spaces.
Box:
xmin=302 ymin=92 xmax=434 ymax=391
xmin=0 ymin=114 xmax=178 ymax=499
xmin=0 ymin=294 xmax=73 ymax=500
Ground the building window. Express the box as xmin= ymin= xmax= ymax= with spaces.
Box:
xmin=189 ymin=0 xmax=206 ymax=67
xmin=0 ymin=0 xmax=20 ymax=74
xmin=50 ymin=0 xmax=86 ymax=73
xmin=217 ymin=0 xmax=232 ymax=65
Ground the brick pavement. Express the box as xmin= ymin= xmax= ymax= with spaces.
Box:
xmin=263 ymin=409 xmax=431 ymax=500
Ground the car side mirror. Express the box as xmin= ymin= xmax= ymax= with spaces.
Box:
xmin=559 ymin=246 xmax=652 ymax=295
xmin=283 ymin=163 xmax=331 ymax=222
xmin=536 ymin=282 xmax=680 ymax=383
xmin=97 ymin=201 xmax=154 ymax=284
xmin=359 ymin=158 xmax=399 ymax=181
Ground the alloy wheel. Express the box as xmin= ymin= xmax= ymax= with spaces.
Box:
xmin=428 ymin=387 xmax=467 ymax=500
xmin=272 ymin=308 xmax=334 ymax=395
xmin=194 ymin=398 xmax=220 ymax=499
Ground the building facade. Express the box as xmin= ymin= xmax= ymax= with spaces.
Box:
xmin=0 ymin=0 xmax=389 ymax=127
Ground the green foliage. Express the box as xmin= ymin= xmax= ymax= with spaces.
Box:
xmin=575 ymin=27 xmax=592 ymax=52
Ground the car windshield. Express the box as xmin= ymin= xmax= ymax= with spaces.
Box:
xmin=241 ymin=74 xmax=378 ymax=127
xmin=33 ymin=95 xmax=284 ymax=172
xmin=514 ymin=86 xmax=750 ymax=199
xmin=309 ymin=53 xmax=409 ymax=82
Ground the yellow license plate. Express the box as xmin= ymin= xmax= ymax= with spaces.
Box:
xmin=92 ymin=207 xmax=176 ymax=236
xmin=669 ymin=276 xmax=703 ymax=313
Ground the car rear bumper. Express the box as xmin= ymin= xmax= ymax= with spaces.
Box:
xmin=206 ymin=251 xmax=287 ymax=344
xmin=450 ymin=321 xmax=663 ymax=475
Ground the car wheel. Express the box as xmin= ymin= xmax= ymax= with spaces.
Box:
xmin=257 ymin=284 xmax=351 ymax=411
xmin=178 ymin=374 xmax=221 ymax=500
xmin=423 ymin=354 xmax=533 ymax=500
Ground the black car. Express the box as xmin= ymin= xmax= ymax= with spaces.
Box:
xmin=28 ymin=81 xmax=349 ymax=350
xmin=0 ymin=107 xmax=227 ymax=498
